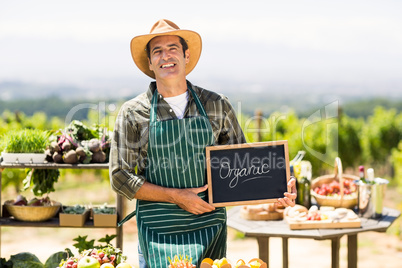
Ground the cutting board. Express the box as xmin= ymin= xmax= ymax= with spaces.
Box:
xmin=285 ymin=209 xmax=361 ymax=230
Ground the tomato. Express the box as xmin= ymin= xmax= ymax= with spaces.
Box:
xmin=315 ymin=180 xmax=356 ymax=196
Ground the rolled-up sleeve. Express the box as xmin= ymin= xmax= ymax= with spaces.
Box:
xmin=219 ymin=96 xmax=246 ymax=145
xmin=109 ymin=103 xmax=146 ymax=200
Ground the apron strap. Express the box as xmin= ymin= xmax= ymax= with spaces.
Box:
xmin=150 ymin=89 xmax=159 ymax=124
xmin=117 ymin=209 xmax=136 ymax=227
xmin=188 ymin=86 xmax=209 ymax=118
xmin=150 ymin=86 xmax=209 ymax=124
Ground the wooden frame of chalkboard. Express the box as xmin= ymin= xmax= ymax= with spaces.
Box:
xmin=206 ymin=140 xmax=290 ymax=207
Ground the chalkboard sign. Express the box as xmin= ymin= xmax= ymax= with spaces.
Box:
xmin=206 ymin=140 xmax=290 ymax=207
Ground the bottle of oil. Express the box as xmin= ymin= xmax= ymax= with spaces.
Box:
xmin=297 ymin=163 xmax=311 ymax=208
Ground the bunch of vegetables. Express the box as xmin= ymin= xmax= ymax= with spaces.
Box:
xmin=23 ymin=168 xmax=60 ymax=196
xmin=59 ymin=235 xmax=126 ymax=267
xmin=59 ymin=245 xmax=127 ymax=268
xmin=46 ymin=120 xmax=111 ymax=164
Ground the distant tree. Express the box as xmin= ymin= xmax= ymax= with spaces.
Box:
xmin=343 ymin=98 xmax=402 ymax=118
xmin=338 ymin=115 xmax=363 ymax=169
xmin=362 ymin=107 xmax=402 ymax=164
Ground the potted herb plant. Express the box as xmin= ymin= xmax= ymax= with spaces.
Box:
xmin=92 ymin=203 xmax=117 ymax=227
xmin=59 ymin=204 xmax=90 ymax=227
xmin=0 ymin=129 xmax=49 ymax=163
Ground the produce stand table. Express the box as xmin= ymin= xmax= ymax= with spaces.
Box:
xmin=0 ymin=162 xmax=124 ymax=257
xmin=227 ymin=206 xmax=400 ymax=268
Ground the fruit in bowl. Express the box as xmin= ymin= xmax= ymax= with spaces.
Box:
xmin=310 ymin=174 xmax=359 ymax=208
xmin=60 ymin=245 xmax=127 ymax=268
xmin=313 ymin=179 xmax=357 ymax=196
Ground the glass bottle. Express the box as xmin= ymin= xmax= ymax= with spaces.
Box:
xmin=367 ymin=168 xmax=375 ymax=184
xmin=290 ymin=165 xmax=300 ymax=204
xmin=297 ymin=164 xmax=311 ymax=208
xmin=359 ymin=165 xmax=368 ymax=184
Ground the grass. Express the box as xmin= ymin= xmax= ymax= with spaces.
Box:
xmin=0 ymin=129 xmax=49 ymax=153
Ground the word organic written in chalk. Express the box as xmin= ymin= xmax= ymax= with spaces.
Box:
xmin=206 ymin=141 xmax=290 ymax=207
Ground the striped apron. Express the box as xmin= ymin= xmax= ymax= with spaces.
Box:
xmin=137 ymin=87 xmax=227 ymax=267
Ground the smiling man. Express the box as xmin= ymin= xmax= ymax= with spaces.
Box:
xmin=109 ymin=19 xmax=297 ymax=268
xmin=147 ymin=35 xmax=189 ymax=89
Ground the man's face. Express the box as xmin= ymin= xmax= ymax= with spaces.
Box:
xmin=148 ymin=35 xmax=190 ymax=81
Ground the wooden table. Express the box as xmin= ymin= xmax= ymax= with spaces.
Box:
xmin=227 ymin=206 xmax=400 ymax=268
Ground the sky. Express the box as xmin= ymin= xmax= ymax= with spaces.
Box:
xmin=1 ymin=0 xmax=402 ymax=98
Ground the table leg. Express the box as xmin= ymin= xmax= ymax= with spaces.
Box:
xmin=347 ymin=234 xmax=358 ymax=268
xmin=331 ymin=237 xmax=340 ymax=268
xmin=282 ymin=237 xmax=289 ymax=268
xmin=257 ymin=237 xmax=269 ymax=268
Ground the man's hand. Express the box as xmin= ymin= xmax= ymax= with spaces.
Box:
xmin=277 ymin=177 xmax=297 ymax=207
xmin=135 ymin=182 xmax=215 ymax=215
xmin=171 ymin=185 xmax=216 ymax=215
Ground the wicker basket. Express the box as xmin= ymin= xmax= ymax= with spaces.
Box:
xmin=4 ymin=200 xmax=61 ymax=222
xmin=310 ymin=158 xmax=359 ymax=209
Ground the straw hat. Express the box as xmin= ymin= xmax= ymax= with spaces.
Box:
xmin=130 ymin=19 xmax=202 ymax=79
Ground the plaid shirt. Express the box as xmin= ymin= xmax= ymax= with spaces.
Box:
xmin=109 ymin=80 xmax=246 ymax=200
